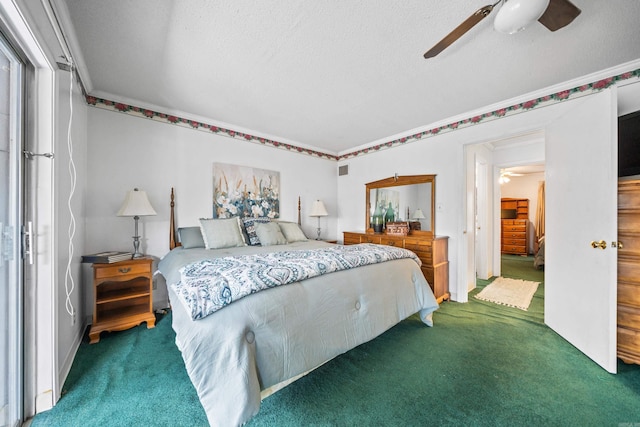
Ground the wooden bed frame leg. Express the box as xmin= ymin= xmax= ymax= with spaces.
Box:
xmin=170 ymin=187 xmax=178 ymax=250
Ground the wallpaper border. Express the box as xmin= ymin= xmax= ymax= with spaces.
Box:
xmin=86 ymin=68 xmax=640 ymax=161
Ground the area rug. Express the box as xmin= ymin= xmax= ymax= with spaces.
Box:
xmin=474 ymin=277 xmax=540 ymax=311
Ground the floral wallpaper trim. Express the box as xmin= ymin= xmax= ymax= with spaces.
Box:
xmin=338 ymin=69 xmax=640 ymax=160
xmin=85 ymin=68 xmax=639 ymax=161
xmin=85 ymin=96 xmax=339 ymax=161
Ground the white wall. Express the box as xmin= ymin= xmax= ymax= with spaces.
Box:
xmin=337 ymin=93 xmax=593 ymax=302
xmin=54 ymin=69 xmax=87 ymax=384
xmin=84 ymin=108 xmax=338 ymax=311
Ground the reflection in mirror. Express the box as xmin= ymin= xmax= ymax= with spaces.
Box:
xmin=369 ymin=184 xmax=432 ymax=229
xmin=365 ymin=175 xmax=436 ymax=237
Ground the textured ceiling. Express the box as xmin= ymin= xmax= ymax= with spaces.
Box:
xmin=58 ymin=1 xmax=640 ymax=155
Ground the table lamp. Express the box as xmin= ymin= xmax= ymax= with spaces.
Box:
xmin=117 ymin=188 xmax=157 ymax=258
xmin=309 ymin=200 xmax=328 ymax=240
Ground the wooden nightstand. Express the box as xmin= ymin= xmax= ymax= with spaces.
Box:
xmin=89 ymin=257 xmax=156 ymax=344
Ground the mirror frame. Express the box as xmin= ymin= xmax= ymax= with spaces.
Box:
xmin=365 ymin=174 xmax=436 ymax=238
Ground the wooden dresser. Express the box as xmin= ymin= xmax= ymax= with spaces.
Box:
xmin=343 ymin=231 xmax=449 ymax=303
xmin=501 ymin=198 xmax=529 ymax=255
xmin=618 ymin=179 xmax=640 ymax=365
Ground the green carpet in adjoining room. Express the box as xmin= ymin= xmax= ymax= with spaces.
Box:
xmin=30 ymin=256 xmax=640 ymax=426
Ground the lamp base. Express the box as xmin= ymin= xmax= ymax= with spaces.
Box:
xmin=131 ymin=216 xmax=144 ymax=258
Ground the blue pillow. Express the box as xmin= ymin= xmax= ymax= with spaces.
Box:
xmin=178 ymin=227 xmax=205 ymax=249
xmin=242 ymin=217 xmax=271 ymax=245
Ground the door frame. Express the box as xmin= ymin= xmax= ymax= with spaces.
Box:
xmin=461 ymin=91 xmax=618 ymax=372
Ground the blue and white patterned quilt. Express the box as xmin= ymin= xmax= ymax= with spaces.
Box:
xmin=172 ymin=243 xmax=421 ymax=320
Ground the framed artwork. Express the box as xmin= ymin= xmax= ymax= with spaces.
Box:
xmin=213 ymin=163 xmax=280 ymax=219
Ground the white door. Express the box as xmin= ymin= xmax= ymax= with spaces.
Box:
xmin=475 ymin=161 xmax=489 ymax=280
xmin=462 ymin=146 xmax=475 ymax=301
xmin=545 ymin=89 xmax=618 ymax=373
xmin=0 ymin=32 xmax=24 ymax=425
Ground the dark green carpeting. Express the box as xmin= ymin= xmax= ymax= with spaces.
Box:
xmin=31 ymin=256 xmax=640 ymax=426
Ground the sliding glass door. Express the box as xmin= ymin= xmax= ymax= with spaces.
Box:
xmin=0 ymin=31 xmax=24 ymax=427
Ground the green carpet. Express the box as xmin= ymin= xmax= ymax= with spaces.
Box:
xmin=31 ymin=256 xmax=640 ymax=426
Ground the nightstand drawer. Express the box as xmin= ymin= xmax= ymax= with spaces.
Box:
xmin=94 ymin=261 xmax=152 ymax=279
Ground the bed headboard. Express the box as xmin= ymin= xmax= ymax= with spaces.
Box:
xmin=169 ymin=188 xmax=302 ymax=250
xmin=169 ymin=188 xmax=179 ymax=250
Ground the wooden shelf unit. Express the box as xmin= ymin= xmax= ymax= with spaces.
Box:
xmin=501 ymin=198 xmax=529 ymax=255
xmin=343 ymin=231 xmax=449 ymax=303
xmin=89 ymin=257 xmax=156 ymax=344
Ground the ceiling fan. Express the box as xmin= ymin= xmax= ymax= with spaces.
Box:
xmin=423 ymin=0 xmax=581 ymax=59
xmin=499 ymin=170 xmax=524 ymax=183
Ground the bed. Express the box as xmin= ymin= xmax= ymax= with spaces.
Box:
xmin=534 ymin=236 xmax=545 ymax=269
xmin=157 ymin=190 xmax=439 ymax=426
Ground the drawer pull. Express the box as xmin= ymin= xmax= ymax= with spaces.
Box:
xmin=118 ymin=267 xmax=132 ymax=274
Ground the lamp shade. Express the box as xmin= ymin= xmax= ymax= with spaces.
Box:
xmin=309 ymin=200 xmax=328 ymax=217
xmin=117 ymin=188 xmax=157 ymax=217
xmin=413 ymin=209 xmax=426 ymax=220
xmin=494 ymin=0 xmax=550 ymax=34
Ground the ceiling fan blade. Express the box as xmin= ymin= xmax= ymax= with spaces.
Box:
xmin=424 ymin=4 xmax=495 ymax=59
xmin=538 ymin=0 xmax=581 ymax=31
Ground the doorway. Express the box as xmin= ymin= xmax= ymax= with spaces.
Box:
xmin=464 ymin=132 xmax=546 ymax=292
xmin=498 ymin=164 xmax=546 ymax=281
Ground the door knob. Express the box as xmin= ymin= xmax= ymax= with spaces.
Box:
xmin=590 ymin=240 xmax=607 ymax=250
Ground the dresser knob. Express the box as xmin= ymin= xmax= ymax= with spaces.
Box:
xmin=118 ymin=267 xmax=131 ymax=273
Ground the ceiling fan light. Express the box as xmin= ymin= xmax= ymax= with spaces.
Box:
xmin=494 ymin=0 xmax=550 ymax=34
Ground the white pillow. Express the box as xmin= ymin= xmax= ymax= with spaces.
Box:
xmin=254 ymin=222 xmax=287 ymax=246
xmin=277 ymin=221 xmax=308 ymax=242
xmin=199 ymin=217 xmax=246 ymax=249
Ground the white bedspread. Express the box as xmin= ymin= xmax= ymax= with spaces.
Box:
xmin=159 ymin=241 xmax=439 ymax=426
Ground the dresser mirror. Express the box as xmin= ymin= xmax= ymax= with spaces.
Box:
xmin=365 ymin=174 xmax=435 ymax=237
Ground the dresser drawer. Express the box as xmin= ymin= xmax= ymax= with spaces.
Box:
xmin=502 ymin=245 xmax=526 ymax=254
xmin=502 ymin=238 xmax=526 ymax=247
xmin=380 ymin=236 xmax=403 ymax=247
xmin=404 ymin=239 xmax=432 ymax=252
xmin=618 ymin=212 xmax=640 ymax=234
xmin=619 ymin=282 xmax=640 ymax=307
xmin=618 ymin=327 xmax=640 ymax=355
xmin=617 ymin=231 xmax=640 ymax=258
xmin=503 ymin=225 xmax=526 ymax=233
xmin=343 ymin=233 xmax=362 ymax=245
xmin=502 ymin=232 xmax=527 ymax=241
xmin=360 ymin=234 xmax=382 ymax=244
xmin=619 ymin=184 xmax=640 ymax=210
xmin=618 ymin=304 xmax=640 ymax=331
xmin=619 ymin=259 xmax=640 ymax=284
xmin=94 ymin=261 xmax=151 ymax=279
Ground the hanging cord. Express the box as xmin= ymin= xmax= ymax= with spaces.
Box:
xmin=64 ymin=63 xmax=77 ymax=320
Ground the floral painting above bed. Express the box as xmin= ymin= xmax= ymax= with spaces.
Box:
xmin=213 ymin=163 xmax=280 ymax=219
